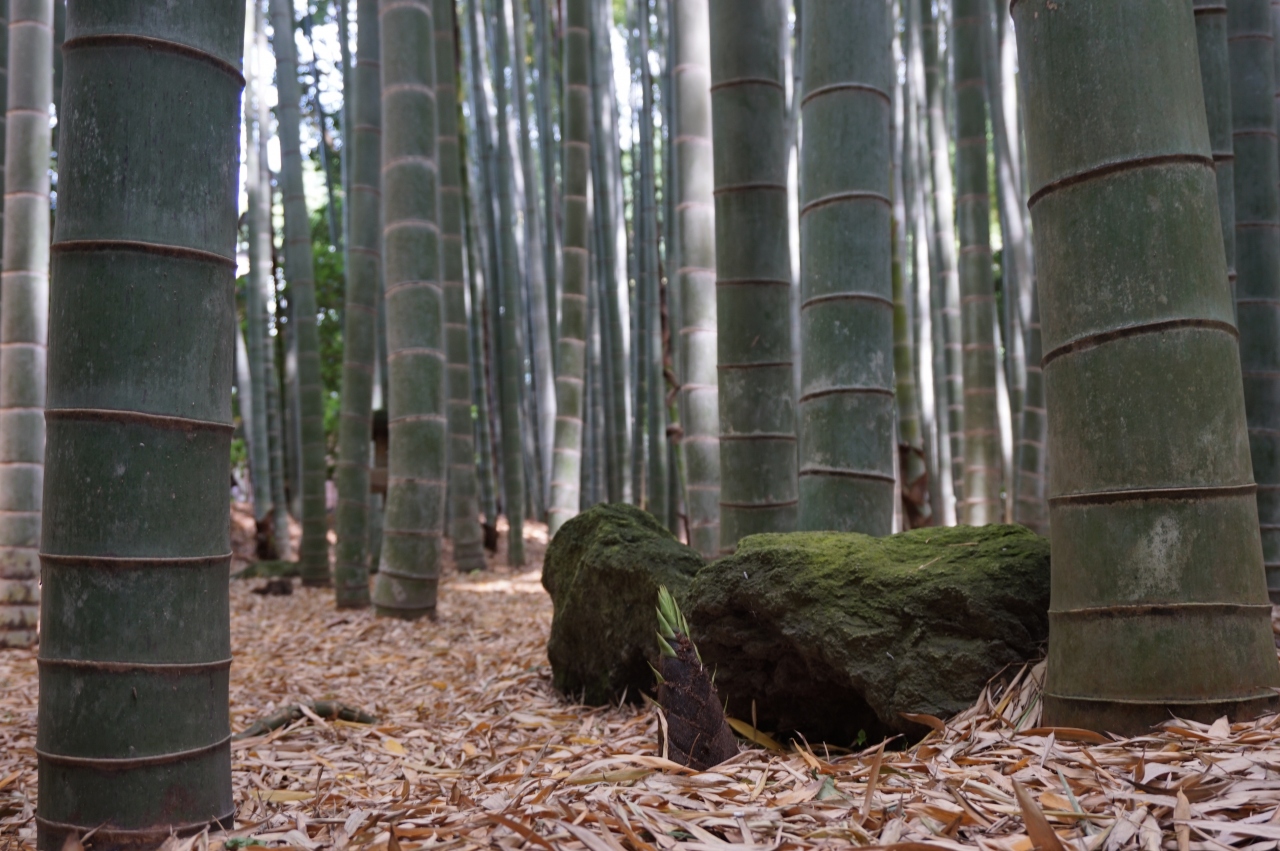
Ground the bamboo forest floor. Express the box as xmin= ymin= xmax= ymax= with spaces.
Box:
xmin=7 ymin=519 xmax=1280 ymax=849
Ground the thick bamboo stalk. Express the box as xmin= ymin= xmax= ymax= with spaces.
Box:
xmin=796 ymin=0 xmax=894 ymax=534
xmin=1014 ymin=0 xmax=1279 ymax=732
xmin=38 ymin=2 xmax=242 ymax=841
xmin=1198 ymin=0 xmax=1234 ymax=304
xmin=954 ymin=0 xmax=1002 ymax=525
xmin=0 ymin=0 xmax=48 ymax=649
xmin=547 ymin=0 xmax=593 ymax=533
xmin=369 ymin=0 xmax=449 ymax=615
xmin=333 ymin=0 xmax=380 ymax=607
xmin=1230 ymin=0 xmax=1280 ymax=595
xmin=436 ymin=0 xmax=486 ymax=572
xmin=710 ymin=0 xmax=795 ymax=551
xmin=273 ymin=0 xmax=331 ymax=585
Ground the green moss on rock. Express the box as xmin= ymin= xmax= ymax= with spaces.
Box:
xmin=543 ymin=504 xmax=705 ymax=704
xmin=688 ymin=524 xmax=1050 ymax=744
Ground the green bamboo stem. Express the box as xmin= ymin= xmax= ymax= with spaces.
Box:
xmin=1231 ymin=0 xmax=1280 ymax=595
xmin=245 ymin=2 xmax=273 ymax=537
xmin=37 ymin=2 xmax=242 ymax=841
xmin=1014 ymin=0 xmax=1279 ymax=732
xmin=904 ymin=0 xmax=944 ymax=525
xmin=0 ymin=0 xmax=49 ymax=649
xmin=639 ymin=0 xmax=669 ymax=526
xmin=1196 ymin=0 xmax=1230 ymax=306
xmin=671 ymin=0 xmax=719 ymax=556
xmin=513 ymin=0 xmax=557 ymax=511
xmin=711 ymin=0 xmax=795 ymax=551
xmin=437 ymin=0 xmax=486 ymax=572
xmin=463 ymin=136 xmax=499 ymax=529
xmin=491 ymin=0 xmax=526 ymax=565
xmin=1013 ymin=282 xmax=1046 ymax=534
xmin=593 ymin=0 xmax=629 ymax=506
xmin=531 ymin=0 xmax=560 ymax=346
xmin=548 ymin=0 xmax=593 ymax=534
xmin=923 ymin=0 xmax=963 ymax=509
xmin=954 ymin=0 xmax=1001 ymax=525
xmin=338 ymin=0 xmax=352 ymax=253
xmin=273 ymin=0 xmax=330 ymax=586
xmin=797 ymin=0 xmax=894 ymax=534
xmin=266 ymin=326 xmax=291 ymax=560
xmin=370 ymin=0 xmax=448 ymax=615
xmin=333 ymin=0 xmax=379 ymax=607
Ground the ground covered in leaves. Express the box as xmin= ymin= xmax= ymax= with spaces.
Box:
xmin=5 ymin=520 xmax=1280 ymax=850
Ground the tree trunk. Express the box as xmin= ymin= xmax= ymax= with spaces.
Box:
xmin=954 ymin=0 xmax=1001 ymax=525
xmin=795 ymin=0 xmax=894 ymax=534
xmin=370 ymin=0 xmax=449 ymax=615
xmin=710 ymin=0 xmax=795 ymax=553
xmin=273 ymin=0 xmax=331 ymax=586
xmin=437 ymin=0 xmax=486 ymax=572
xmin=0 ymin=0 xmax=49 ymax=649
xmin=38 ymin=2 xmax=242 ymax=843
xmin=923 ymin=0 xmax=963 ymax=510
xmin=1229 ymin=0 xmax=1280 ymax=596
xmin=333 ymin=0 xmax=380 ymax=607
xmin=1014 ymin=0 xmax=1280 ymax=732
xmin=547 ymin=0 xmax=593 ymax=534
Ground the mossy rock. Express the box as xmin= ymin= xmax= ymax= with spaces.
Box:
xmin=543 ymin=504 xmax=705 ymax=704
xmin=688 ymin=524 xmax=1050 ymax=744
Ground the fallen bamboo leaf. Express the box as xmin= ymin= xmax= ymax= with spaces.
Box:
xmin=255 ymin=790 xmax=314 ymax=803
xmin=727 ymin=716 xmax=786 ymax=752
xmin=900 ymin=712 xmax=946 ymax=732
xmin=1013 ymin=779 xmax=1067 ymax=851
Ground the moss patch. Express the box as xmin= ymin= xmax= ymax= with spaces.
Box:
xmin=688 ymin=524 xmax=1050 ymax=744
xmin=543 ymin=504 xmax=705 ymax=704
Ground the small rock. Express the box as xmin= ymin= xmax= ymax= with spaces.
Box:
xmin=688 ymin=524 xmax=1050 ymax=744
xmin=543 ymin=504 xmax=705 ymax=704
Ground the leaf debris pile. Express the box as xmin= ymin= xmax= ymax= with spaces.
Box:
xmin=4 ymin=526 xmax=1280 ymax=850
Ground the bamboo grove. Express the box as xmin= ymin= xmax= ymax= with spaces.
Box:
xmin=214 ymin=0 xmax=1055 ymax=593
xmin=5 ymin=0 xmax=1280 ymax=842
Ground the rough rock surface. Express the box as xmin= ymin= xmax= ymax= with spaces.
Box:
xmin=543 ymin=504 xmax=705 ymax=704
xmin=688 ymin=524 xmax=1050 ymax=744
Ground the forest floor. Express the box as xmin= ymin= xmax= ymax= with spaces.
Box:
xmin=5 ymin=515 xmax=1280 ymax=849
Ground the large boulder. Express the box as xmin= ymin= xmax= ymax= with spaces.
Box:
xmin=688 ymin=524 xmax=1049 ymax=744
xmin=543 ymin=504 xmax=704 ymax=704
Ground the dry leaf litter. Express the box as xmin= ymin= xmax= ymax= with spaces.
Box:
xmin=3 ymin=511 xmax=1280 ymax=850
